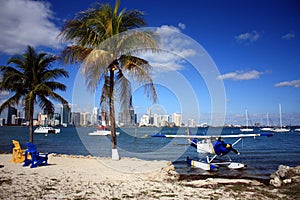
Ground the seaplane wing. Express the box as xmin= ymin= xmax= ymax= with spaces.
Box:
xmin=151 ymin=133 xmax=273 ymax=139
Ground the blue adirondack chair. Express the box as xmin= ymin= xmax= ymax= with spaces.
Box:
xmin=23 ymin=142 xmax=48 ymax=168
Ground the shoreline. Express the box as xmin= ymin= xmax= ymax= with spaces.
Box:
xmin=1 ymin=153 xmax=299 ymax=199
xmin=0 ymin=151 xmax=271 ymax=182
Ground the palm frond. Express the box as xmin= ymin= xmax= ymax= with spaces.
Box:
xmin=99 ymin=76 xmax=110 ymax=111
xmin=43 ymin=82 xmax=67 ymax=92
xmin=82 ymin=49 xmax=114 ymax=91
xmin=60 ymin=46 xmax=92 ymax=64
xmin=42 ymin=68 xmax=69 ymax=82
xmin=117 ymin=30 xmax=158 ymax=55
xmin=121 ymin=10 xmax=146 ymax=31
xmin=115 ymin=70 xmax=131 ymax=112
xmin=0 ymin=66 xmax=27 ymax=92
xmin=38 ymin=54 xmax=57 ymax=70
xmin=6 ymin=55 xmax=24 ymax=66
xmin=0 ymin=93 xmax=22 ymax=113
xmin=119 ymin=55 xmax=158 ymax=103
xmin=37 ymin=95 xmax=55 ymax=114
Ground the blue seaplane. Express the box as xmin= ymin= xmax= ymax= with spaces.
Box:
xmin=152 ymin=129 xmax=273 ymax=171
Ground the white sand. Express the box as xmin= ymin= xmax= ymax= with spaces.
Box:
xmin=0 ymin=153 xmax=281 ymax=199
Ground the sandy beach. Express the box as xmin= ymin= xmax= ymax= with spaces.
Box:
xmin=0 ymin=153 xmax=299 ymax=199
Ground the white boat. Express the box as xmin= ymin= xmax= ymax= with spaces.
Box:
xmin=34 ymin=126 xmax=60 ymax=134
xmin=272 ymin=128 xmax=290 ymax=133
xmin=295 ymin=128 xmax=300 ymax=132
xmin=240 ymin=109 xmax=254 ymax=132
xmin=272 ymin=104 xmax=290 ymax=133
xmin=240 ymin=128 xmax=254 ymax=132
xmin=88 ymin=126 xmax=120 ymax=136
xmin=260 ymin=113 xmax=273 ymax=131
xmin=260 ymin=127 xmax=273 ymax=131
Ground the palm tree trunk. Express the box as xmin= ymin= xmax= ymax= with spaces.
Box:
xmin=109 ymin=68 xmax=117 ymax=149
xmin=29 ymin=99 xmax=34 ymax=143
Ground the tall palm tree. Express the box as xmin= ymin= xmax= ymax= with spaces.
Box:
xmin=0 ymin=45 xmax=69 ymax=143
xmin=59 ymin=0 xmax=158 ymax=159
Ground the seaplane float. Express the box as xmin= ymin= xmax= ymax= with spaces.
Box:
xmin=152 ymin=129 xmax=273 ymax=171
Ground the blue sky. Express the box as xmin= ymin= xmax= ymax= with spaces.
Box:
xmin=0 ymin=0 xmax=299 ymax=125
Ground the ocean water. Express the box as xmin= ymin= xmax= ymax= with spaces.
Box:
xmin=1 ymin=126 xmax=300 ymax=180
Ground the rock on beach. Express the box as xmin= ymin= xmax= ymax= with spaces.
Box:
xmin=270 ymin=165 xmax=300 ymax=187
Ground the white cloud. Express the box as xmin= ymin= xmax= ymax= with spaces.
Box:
xmin=282 ymin=33 xmax=295 ymax=40
xmin=136 ymin=25 xmax=196 ymax=73
xmin=234 ymin=31 xmax=260 ymax=43
xmin=0 ymin=0 xmax=62 ymax=55
xmin=178 ymin=22 xmax=186 ymax=30
xmin=275 ymin=79 xmax=300 ymax=88
xmin=217 ymin=70 xmax=263 ymax=81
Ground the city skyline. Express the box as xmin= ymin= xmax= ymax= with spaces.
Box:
xmin=1 ymin=104 xmax=298 ymax=127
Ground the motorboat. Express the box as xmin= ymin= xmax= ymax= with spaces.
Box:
xmin=88 ymin=125 xmax=120 ymax=136
xmin=88 ymin=129 xmax=120 ymax=136
xmin=34 ymin=126 xmax=60 ymax=134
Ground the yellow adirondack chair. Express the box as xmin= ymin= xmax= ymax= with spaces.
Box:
xmin=11 ymin=140 xmax=25 ymax=163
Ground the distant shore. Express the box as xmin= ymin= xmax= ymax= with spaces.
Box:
xmin=1 ymin=153 xmax=299 ymax=199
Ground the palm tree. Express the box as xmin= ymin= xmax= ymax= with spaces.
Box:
xmin=59 ymin=0 xmax=158 ymax=159
xmin=0 ymin=45 xmax=69 ymax=143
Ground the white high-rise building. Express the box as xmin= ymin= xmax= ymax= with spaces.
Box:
xmin=172 ymin=113 xmax=182 ymax=127
xmin=91 ymin=107 xmax=99 ymax=125
xmin=153 ymin=114 xmax=159 ymax=127
xmin=80 ymin=112 xmax=90 ymax=126
xmin=93 ymin=107 xmax=99 ymax=115
xmin=140 ymin=114 xmax=150 ymax=126
xmin=188 ymin=119 xmax=196 ymax=127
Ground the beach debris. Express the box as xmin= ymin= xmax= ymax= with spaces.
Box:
xmin=160 ymin=162 xmax=179 ymax=181
xmin=270 ymin=165 xmax=300 ymax=187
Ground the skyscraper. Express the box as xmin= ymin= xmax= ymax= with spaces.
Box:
xmin=91 ymin=107 xmax=99 ymax=125
xmin=70 ymin=112 xmax=80 ymax=126
xmin=60 ymin=104 xmax=70 ymax=126
xmin=7 ymin=106 xmax=17 ymax=125
xmin=118 ymin=106 xmax=136 ymax=126
xmin=172 ymin=113 xmax=182 ymax=127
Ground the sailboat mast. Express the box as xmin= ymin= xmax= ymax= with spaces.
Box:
xmin=245 ymin=109 xmax=249 ymax=127
xmin=279 ymin=104 xmax=282 ymax=128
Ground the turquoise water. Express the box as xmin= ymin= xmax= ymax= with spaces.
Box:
xmin=1 ymin=126 xmax=300 ymax=180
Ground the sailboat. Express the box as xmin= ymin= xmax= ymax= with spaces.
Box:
xmin=260 ymin=113 xmax=273 ymax=131
xmin=240 ymin=109 xmax=254 ymax=132
xmin=272 ymin=104 xmax=290 ymax=133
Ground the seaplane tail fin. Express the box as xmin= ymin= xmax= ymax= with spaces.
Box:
xmin=190 ymin=139 xmax=197 ymax=149
xmin=187 ymin=128 xmax=198 ymax=149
